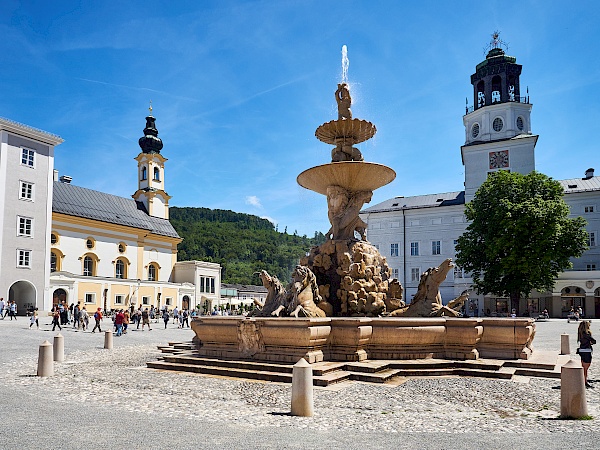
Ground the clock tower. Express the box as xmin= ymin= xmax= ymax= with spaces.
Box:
xmin=132 ymin=106 xmax=172 ymax=219
xmin=461 ymin=33 xmax=538 ymax=202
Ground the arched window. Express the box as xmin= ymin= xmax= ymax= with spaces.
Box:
xmin=153 ymin=167 xmax=160 ymax=181
xmin=476 ymin=80 xmax=485 ymax=108
xmin=50 ymin=251 xmax=57 ymax=272
xmin=115 ymin=259 xmax=125 ymax=279
xmin=83 ymin=256 xmax=94 ymax=276
xmin=491 ymin=75 xmax=502 ymax=103
xmin=148 ymin=263 xmax=158 ymax=281
xmin=141 ymin=166 xmax=147 ymax=180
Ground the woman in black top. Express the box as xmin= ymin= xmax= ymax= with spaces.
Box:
xmin=578 ymin=320 xmax=596 ymax=387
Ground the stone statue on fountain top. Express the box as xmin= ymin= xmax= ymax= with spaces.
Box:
xmin=335 ymin=83 xmax=352 ymax=120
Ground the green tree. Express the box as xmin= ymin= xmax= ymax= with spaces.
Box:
xmin=455 ymin=171 xmax=588 ymax=314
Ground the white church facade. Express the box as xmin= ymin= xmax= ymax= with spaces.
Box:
xmin=361 ymin=42 xmax=600 ymax=319
xmin=0 ymin=110 xmax=221 ymax=315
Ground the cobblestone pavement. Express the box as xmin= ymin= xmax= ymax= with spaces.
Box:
xmin=1 ymin=317 xmax=599 ymax=449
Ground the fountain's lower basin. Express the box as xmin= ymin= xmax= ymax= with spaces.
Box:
xmin=190 ymin=316 xmax=534 ymax=363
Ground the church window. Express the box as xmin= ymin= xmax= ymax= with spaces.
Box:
xmin=141 ymin=166 xmax=147 ymax=180
xmin=153 ymin=167 xmax=160 ymax=181
xmin=148 ymin=263 xmax=158 ymax=281
xmin=471 ymin=123 xmax=480 ymax=138
xmin=118 ymin=243 xmax=126 ymax=253
xmin=51 ymin=233 xmax=59 ymax=244
xmin=50 ymin=252 xmax=57 ymax=272
xmin=86 ymin=238 xmax=95 ymax=249
xmin=115 ymin=259 xmax=126 ymax=279
xmin=83 ymin=256 xmax=94 ymax=276
xmin=492 ymin=117 xmax=504 ymax=132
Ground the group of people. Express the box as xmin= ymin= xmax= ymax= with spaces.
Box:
xmin=50 ymin=301 xmax=93 ymax=332
xmin=0 ymin=298 xmax=18 ymax=320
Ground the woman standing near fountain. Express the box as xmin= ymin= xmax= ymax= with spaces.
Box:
xmin=577 ymin=320 xmax=596 ymax=387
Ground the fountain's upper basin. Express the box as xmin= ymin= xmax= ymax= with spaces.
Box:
xmin=315 ymin=118 xmax=376 ymax=145
xmin=297 ymin=161 xmax=396 ymax=195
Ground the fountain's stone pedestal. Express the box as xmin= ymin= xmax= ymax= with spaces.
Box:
xmin=191 ymin=316 xmax=535 ymax=363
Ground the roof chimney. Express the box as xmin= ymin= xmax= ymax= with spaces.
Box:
xmin=584 ymin=168 xmax=595 ymax=180
xmin=59 ymin=175 xmax=72 ymax=184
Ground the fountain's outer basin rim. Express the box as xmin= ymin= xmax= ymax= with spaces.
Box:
xmin=297 ymin=161 xmax=396 ymax=195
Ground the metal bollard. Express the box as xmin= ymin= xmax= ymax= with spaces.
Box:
xmin=37 ymin=340 xmax=54 ymax=377
xmin=560 ymin=333 xmax=570 ymax=355
xmin=291 ymin=358 xmax=314 ymax=417
xmin=104 ymin=330 xmax=113 ymax=349
xmin=560 ymin=359 xmax=588 ymax=418
xmin=53 ymin=333 xmax=64 ymax=362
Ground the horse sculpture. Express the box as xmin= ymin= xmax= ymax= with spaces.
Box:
xmin=389 ymin=258 xmax=468 ymax=317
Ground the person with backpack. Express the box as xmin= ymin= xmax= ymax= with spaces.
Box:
xmin=73 ymin=302 xmax=81 ymax=329
xmin=141 ymin=308 xmax=152 ymax=331
xmin=92 ymin=308 xmax=103 ymax=333
xmin=181 ymin=309 xmax=189 ymax=328
xmin=51 ymin=308 xmax=61 ymax=331
xmin=162 ymin=309 xmax=170 ymax=329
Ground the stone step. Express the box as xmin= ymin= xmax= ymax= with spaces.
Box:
xmin=146 ymin=360 xmax=351 ymax=386
xmin=349 ymin=368 xmax=401 ymax=383
xmin=513 ymin=367 xmax=561 ymax=379
xmin=163 ymin=355 xmax=295 ymax=374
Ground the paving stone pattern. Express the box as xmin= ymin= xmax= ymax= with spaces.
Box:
xmin=1 ymin=317 xmax=599 ymax=449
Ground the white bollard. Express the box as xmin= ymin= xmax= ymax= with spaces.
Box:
xmin=104 ymin=330 xmax=113 ymax=349
xmin=291 ymin=358 xmax=314 ymax=417
xmin=560 ymin=359 xmax=588 ymax=418
xmin=560 ymin=334 xmax=570 ymax=355
xmin=37 ymin=340 xmax=54 ymax=377
xmin=53 ymin=333 xmax=64 ymax=362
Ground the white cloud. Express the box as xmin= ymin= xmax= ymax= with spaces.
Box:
xmin=245 ymin=195 xmax=262 ymax=208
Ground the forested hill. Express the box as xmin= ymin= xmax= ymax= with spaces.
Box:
xmin=170 ymin=207 xmax=326 ymax=285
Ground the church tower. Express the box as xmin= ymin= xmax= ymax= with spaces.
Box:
xmin=461 ymin=33 xmax=538 ymax=202
xmin=132 ymin=106 xmax=172 ymax=219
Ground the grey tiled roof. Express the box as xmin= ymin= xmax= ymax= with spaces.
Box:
xmin=559 ymin=176 xmax=600 ymax=194
xmin=362 ymin=191 xmax=465 ymax=213
xmin=221 ymin=283 xmax=267 ymax=293
xmin=52 ymin=182 xmax=180 ymax=239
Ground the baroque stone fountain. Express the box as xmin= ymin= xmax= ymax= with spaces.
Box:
xmin=189 ymin=47 xmax=535 ymax=364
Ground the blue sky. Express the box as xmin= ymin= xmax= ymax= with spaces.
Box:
xmin=1 ymin=1 xmax=599 ymax=237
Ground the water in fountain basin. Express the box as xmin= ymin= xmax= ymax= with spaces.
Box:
xmin=341 ymin=45 xmax=349 ymax=84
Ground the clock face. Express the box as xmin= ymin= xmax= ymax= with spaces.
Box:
xmin=489 ymin=150 xmax=509 ymax=169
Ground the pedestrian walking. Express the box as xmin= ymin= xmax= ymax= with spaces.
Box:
xmin=182 ymin=309 xmax=189 ymax=328
xmin=123 ymin=309 xmax=130 ymax=334
xmin=0 ymin=297 xmax=5 ymax=319
xmin=51 ymin=308 xmax=62 ymax=331
xmin=9 ymin=301 xmax=17 ymax=320
xmin=577 ymin=320 xmax=596 ymax=388
xmin=73 ymin=302 xmax=82 ymax=329
xmin=141 ymin=308 xmax=152 ymax=331
xmin=173 ymin=306 xmax=179 ymax=324
xmin=114 ymin=309 xmax=125 ymax=336
xmin=162 ymin=309 xmax=170 ymax=329
xmin=80 ymin=306 xmax=89 ymax=331
xmin=92 ymin=308 xmax=103 ymax=333
xmin=29 ymin=308 xmax=39 ymax=329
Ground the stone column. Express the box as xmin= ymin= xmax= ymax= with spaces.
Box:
xmin=291 ymin=359 xmax=314 ymax=417
xmin=560 ymin=334 xmax=570 ymax=355
xmin=560 ymin=359 xmax=588 ymax=418
xmin=37 ymin=340 xmax=54 ymax=377
xmin=104 ymin=330 xmax=113 ymax=349
xmin=53 ymin=333 xmax=64 ymax=362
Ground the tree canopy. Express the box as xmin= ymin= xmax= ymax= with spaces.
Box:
xmin=170 ymin=207 xmax=326 ymax=285
xmin=455 ymin=171 xmax=588 ymax=311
